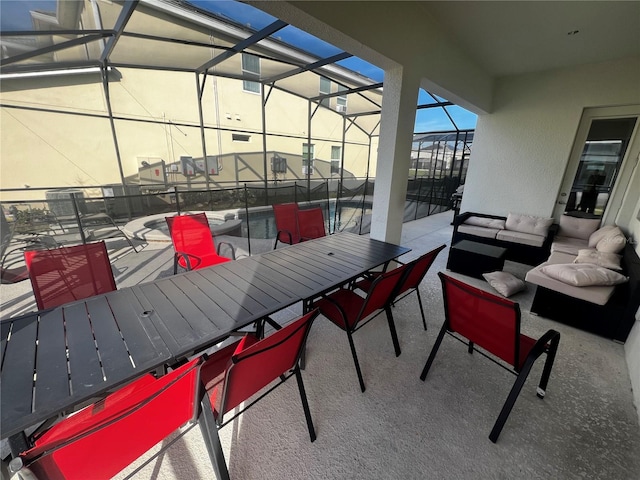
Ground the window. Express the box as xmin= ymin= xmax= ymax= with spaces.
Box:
xmin=302 ymin=143 xmax=314 ymax=175
xmin=271 ymin=156 xmax=287 ymax=173
xmin=336 ymin=85 xmax=347 ymax=113
xmin=242 ymin=53 xmax=261 ymax=93
xmin=232 ymin=133 xmax=251 ymax=142
xmin=337 ymin=85 xmax=347 ymax=106
xmin=563 ymin=117 xmax=637 ymax=217
xmin=331 ymin=146 xmax=341 ymax=175
xmin=319 ymin=76 xmax=331 ymax=107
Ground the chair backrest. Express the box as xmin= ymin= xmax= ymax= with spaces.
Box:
xmin=358 ymin=265 xmax=409 ymax=321
xmin=397 ymin=244 xmax=446 ymax=295
xmin=273 ymin=203 xmax=301 ymax=245
xmin=166 ymin=213 xmax=219 ymax=269
xmin=297 ymin=207 xmax=326 ymax=240
xmin=220 ymin=309 xmax=318 ymax=416
xmin=24 ymin=241 xmax=116 ymax=310
xmin=22 ymin=357 xmax=202 ymax=480
xmin=439 ymin=272 xmax=521 ymax=368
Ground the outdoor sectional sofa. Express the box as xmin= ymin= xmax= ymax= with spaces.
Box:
xmin=451 ymin=211 xmax=557 ymax=265
xmin=525 ymin=215 xmax=640 ymax=343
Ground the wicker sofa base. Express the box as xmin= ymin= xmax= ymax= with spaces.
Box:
xmin=529 ymin=243 xmax=640 ymax=343
xmin=452 ymin=212 xmax=556 ymax=266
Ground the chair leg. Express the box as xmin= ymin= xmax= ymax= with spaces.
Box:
xmin=173 ymin=254 xmax=178 ymax=275
xmin=384 ymin=306 xmax=401 ymax=357
xmin=294 ymin=367 xmax=316 ymax=442
xmin=415 ymin=289 xmax=427 ymax=331
xmin=199 ymin=395 xmax=230 ymax=480
xmin=536 ymin=332 xmax=561 ymax=398
xmin=346 ymin=329 xmax=366 ymax=392
xmin=488 ymin=357 xmax=537 ymax=443
xmin=420 ymin=323 xmax=448 ymax=381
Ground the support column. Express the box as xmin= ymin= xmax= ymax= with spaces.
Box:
xmin=370 ymin=66 xmax=420 ymax=244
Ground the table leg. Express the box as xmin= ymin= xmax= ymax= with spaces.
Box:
xmin=8 ymin=433 xmax=29 ymax=457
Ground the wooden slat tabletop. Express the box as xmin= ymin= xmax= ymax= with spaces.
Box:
xmin=1 ymin=232 xmax=409 ymax=440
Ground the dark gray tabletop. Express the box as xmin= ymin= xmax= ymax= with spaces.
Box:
xmin=1 ymin=232 xmax=409 ymax=439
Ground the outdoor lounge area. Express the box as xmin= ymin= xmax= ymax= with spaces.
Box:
xmin=0 ymin=212 xmax=638 ymax=479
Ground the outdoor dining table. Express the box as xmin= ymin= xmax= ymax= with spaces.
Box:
xmin=0 ymin=232 xmax=410 ymax=475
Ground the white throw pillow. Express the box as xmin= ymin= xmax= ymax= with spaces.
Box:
xmin=595 ymin=227 xmax=626 ymax=254
xmin=573 ymin=249 xmax=622 ymax=271
xmin=464 ymin=216 xmax=506 ymax=229
xmin=588 ymin=225 xmax=617 ymax=248
xmin=540 ymin=263 xmax=628 ymax=287
xmin=482 ymin=271 xmax=525 ymax=297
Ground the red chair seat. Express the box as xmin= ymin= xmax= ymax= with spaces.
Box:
xmin=273 ymin=203 xmax=301 ymax=248
xmin=313 ymin=289 xmax=366 ymax=330
xmin=297 ymin=207 xmax=326 ymax=241
xmin=166 ymin=213 xmax=234 ymax=274
xmin=312 ymin=265 xmax=410 ymax=392
xmin=21 ymin=358 xmax=202 ymax=480
xmin=24 ymin=241 xmax=117 ymax=310
xmin=420 ymin=272 xmax=561 ymax=442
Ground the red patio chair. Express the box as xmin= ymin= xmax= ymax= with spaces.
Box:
xmin=272 ymin=203 xmax=301 ymax=248
xmin=420 ymin=272 xmax=561 ymax=442
xmin=312 ymin=265 xmax=411 ymax=392
xmin=198 ymin=309 xmax=319 ymax=479
xmin=353 ymin=244 xmax=446 ymax=330
xmin=166 ymin=212 xmax=235 ymax=274
xmin=24 ymin=241 xmax=117 ymax=310
xmin=13 ymin=357 xmax=203 ymax=480
xmin=297 ymin=207 xmax=327 ymax=241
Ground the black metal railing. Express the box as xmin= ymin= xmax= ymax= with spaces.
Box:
xmin=1 ymin=175 xmax=462 ymax=259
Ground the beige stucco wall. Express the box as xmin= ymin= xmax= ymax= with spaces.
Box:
xmin=462 ymin=55 xmax=640 ymax=219
xmin=0 ymin=67 xmax=374 ymax=200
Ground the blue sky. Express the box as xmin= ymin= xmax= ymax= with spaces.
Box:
xmin=0 ymin=1 xmax=56 ymax=30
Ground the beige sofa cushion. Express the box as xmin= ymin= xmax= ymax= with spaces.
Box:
xmin=574 ymin=249 xmax=622 ymax=271
xmin=496 ymin=229 xmax=545 ymax=247
xmin=457 ymin=224 xmax=500 ymax=239
xmin=588 ymin=225 xmax=618 ymax=248
xmin=525 ymin=266 xmax=616 ymax=306
xmin=557 ymin=215 xmax=601 ymax=240
xmin=525 ymin=251 xmax=616 ymax=305
xmin=595 ymin=227 xmax=626 ymax=254
xmin=463 ymin=216 xmax=506 ymax=229
xmin=540 ymin=263 xmax=628 ymax=287
xmin=505 ymin=213 xmax=553 ymax=237
xmin=551 ymin=236 xmax=589 ymax=256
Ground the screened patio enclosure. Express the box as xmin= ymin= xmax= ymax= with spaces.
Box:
xmin=0 ymin=0 xmax=474 ymax=249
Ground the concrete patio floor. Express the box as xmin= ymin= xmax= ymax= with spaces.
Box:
xmin=1 ymin=211 xmax=639 ymax=479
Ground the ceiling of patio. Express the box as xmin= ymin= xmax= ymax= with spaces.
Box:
xmin=255 ymin=1 xmax=640 ymax=113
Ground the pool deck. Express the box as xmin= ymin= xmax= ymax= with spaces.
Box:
xmin=1 ymin=211 xmax=639 ymax=480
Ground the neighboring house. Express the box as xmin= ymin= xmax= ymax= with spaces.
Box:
xmin=0 ymin=0 xmax=389 ymax=200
